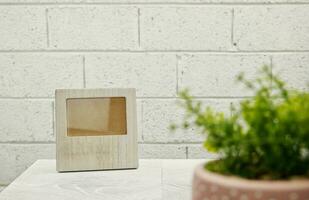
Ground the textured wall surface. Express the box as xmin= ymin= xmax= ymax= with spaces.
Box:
xmin=1 ymin=0 xmax=309 ymax=188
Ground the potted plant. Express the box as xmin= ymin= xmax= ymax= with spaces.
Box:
xmin=171 ymin=66 xmax=309 ymax=200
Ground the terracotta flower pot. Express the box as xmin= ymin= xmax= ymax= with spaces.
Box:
xmin=192 ymin=164 xmax=309 ymax=200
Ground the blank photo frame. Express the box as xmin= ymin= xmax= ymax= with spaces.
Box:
xmin=55 ymin=88 xmax=138 ymax=172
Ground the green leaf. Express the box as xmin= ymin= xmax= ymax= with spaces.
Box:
xmin=170 ymin=65 xmax=309 ymax=180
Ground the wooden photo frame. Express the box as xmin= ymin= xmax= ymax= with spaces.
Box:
xmin=55 ymin=88 xmax=138 ymax=172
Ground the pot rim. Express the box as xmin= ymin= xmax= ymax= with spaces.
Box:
xmin=195 ymin=164 xmax=309 ymax=191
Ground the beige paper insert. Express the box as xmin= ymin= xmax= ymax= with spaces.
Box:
xmin=66 ymin=97 xmax=127 ymax=136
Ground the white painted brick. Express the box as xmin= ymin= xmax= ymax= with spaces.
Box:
xmin=140 ymin=7 xmax=232 ymax=50
xmin=178 ymin=54 xmax=270 ymax=97
xmin=137 ymin=100 xmax=143 ymax=142
xmin=139 ymin=144 xmax=186 ymax=159
xmin=0 ymin=7 xmax=46 ymax=50
xmin=272 ymin=54 xmax=309 ymax=92
xmin=142 ymin=99 xmax=233 ymax=143
xmin=187 ymin=144 xmax=219 ymax=159
xmin=234 ymin=6 xmax=309 ymax=50
xmin=0 ymin=54 xmax=83 ymax=97
xmin=0 ymin=144 xmax=55 ymax=184
xmin=86 ymin=54 xmax=176 ymax=97
xmin=48 ymin=7 xmax=138 ymax=50
xmin=0 ymin=100 xmax=53 ymax=142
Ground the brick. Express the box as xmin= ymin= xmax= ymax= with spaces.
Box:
xmin=0 ymin=7 xmax=46 ymax=50
xmin=142 ymin=99 xmax=233 ymax=143
xmin=178 ymin=54 xmax=270 ymax=97
xmin=0 ymin=54 xmax=83 ymax=97
xmin=85 ymin=53 xmax=176 ymax=97
xmin=137 ymin=100 xmax=143 ymax=142
xmin=48 ymin=7 xmax=138 ymax=50
xmin=272 ymin=54 xmax=309 ymax=92
xmin=0 ymin=100 xmax=53 ymax=142
xmin=139 ymin=144 xmax=186 ymax=159
xmin=0 ymin=144 xmax=55 ymax=184
xmin=187 ymin=144 xmax=219 ymax=159
xmin=234 ymin=6 xmax=309 ymax=50
xmin=140 ymin=7 xmax=232 ymax=50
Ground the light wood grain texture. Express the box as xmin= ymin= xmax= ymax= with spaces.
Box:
xmin=0 ymin=159 xmax=206 ymax=200
xmin=55 ymin=88 xmax=138 ymax=172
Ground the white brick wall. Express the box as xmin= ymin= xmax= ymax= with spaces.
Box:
xmin=0 ymin=0 xmax=309 ymax=185
xmin=187 ymin=144 xmax=219 ymax=159
xmin=234 ymin=6 xmax=309 ymax=50
xmin=139 ymin=144 xmax=187 ymax=159
xmin=272 ymin=54 xmax=309 ymax=91
xmin=0 ymin=54 xmax=83 ymax=97
xmin=48 ymin=7 xmax=138 ymax=50
xmin=0 ymin=7 xmax=46 ymax=50
xmin=140 ymin=7 xmax=232 ymax=50
xmin=142 ymin=99 xmax=233 ymax=143
xmin=178 ymin=54 xmax=270 ymax=97
xmin=0 ymin=100 xmax=53 ymax=142
xmin=85 ymin=53 xmax=177 ymax=97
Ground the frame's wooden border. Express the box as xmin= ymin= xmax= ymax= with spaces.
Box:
xmin=55 ymin=88 xmax=138 ymax=172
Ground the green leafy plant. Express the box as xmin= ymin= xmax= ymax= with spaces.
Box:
xmin=171 ymin=66 xmax=309 ymax=180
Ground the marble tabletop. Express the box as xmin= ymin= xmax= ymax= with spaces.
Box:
xmin=0 ymin=159 xmax=206 ymax=200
